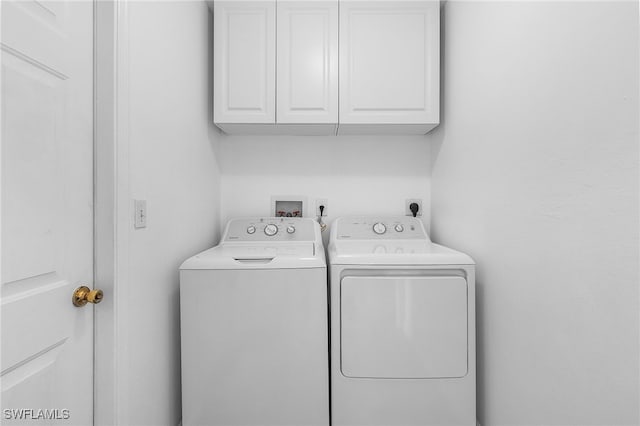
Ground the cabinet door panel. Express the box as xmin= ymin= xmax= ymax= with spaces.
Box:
xmin=277 ymin=0 xmax=338 ymax=124
xmin=339 ymin=1 xmax=439 ymax=125
xmin=214 ymin=1 xmax=276 ymax=123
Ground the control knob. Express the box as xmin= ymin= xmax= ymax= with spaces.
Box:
xmin=286 ymin=225 xmax=296 ymax=234
xmin=246 ymin=225 xmax=256 ymax=234
xmin=394 ymin=224 xmax=404 ymax=232
xmin=372 ymin=222 xmax=387 ymax=235
xmin=264 ymin=224 xmax=278 ymax=236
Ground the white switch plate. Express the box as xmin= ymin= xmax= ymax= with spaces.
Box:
xmin=134 ymin=199 xmax=147 ymax=228
xmin=316 ymin=198 xmax=328 ymax=217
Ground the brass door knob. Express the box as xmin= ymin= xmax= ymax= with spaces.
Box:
xmin=72 ymin=286 xmax=104 ymax=307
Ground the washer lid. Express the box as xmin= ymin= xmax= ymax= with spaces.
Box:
xmin=181 ymin=217 xmax=326 ymax=270
xmin=329 ymin=241 xmax=474 ymax=265
xmin=180 ymin=242 xmax=325 ymax=270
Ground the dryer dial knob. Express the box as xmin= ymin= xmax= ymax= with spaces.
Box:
xmin=264 ymin=224 xmax=278 ymax=236
xmin=394 ymin=224 xmax=404 ymax=232
xmin=286 ymin=225 xmax=296 ymax=234
xmin=372 ymin=222 xmax=387 ymax=235
xmin=246 ymin=225 xmax=256 ymax=234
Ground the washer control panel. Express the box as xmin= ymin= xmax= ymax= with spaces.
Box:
xmin=336 ymin=217 xmax=428 ymax=240
xmin=224 ymin=218 xmax=315 ymax=242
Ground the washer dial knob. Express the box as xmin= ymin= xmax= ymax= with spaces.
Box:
xmin=394 ymin=224 xmax=404 ymax=232
xmin=264 ymin=224 xmax=278 ymax=236
xmin=246 ymin=225 xmax=256 ymax=234
xmin=372 ymin=222 xmax=387 ymax=235
xmin=286 ymin=225 xmax=296 ymax=234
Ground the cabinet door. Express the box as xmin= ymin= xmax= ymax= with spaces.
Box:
xmin=277 ymin=1 xmax=338 ymax=124
xmin=339 ymin=1 xmax=439 ymax=125
xmin=214 ymin=1 xmax=276 ymax=124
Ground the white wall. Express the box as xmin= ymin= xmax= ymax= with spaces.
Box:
xmin=431 ymin=2 xmax=639 ymax=425
xmin=123 ymin=2 xmax=221 ymax=424
xmin=219 ymin=134 xmax=432 ymax=239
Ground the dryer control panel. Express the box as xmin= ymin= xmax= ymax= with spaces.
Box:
xmin=223 ymin=217 xmax=316 ymax=242
xmin=335 ymin=216 xmax=428 ymax=240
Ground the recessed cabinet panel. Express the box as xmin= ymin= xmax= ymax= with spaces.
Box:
xmin=214 ymin=1 xmax=276 ymax=123
xmin=277 ymin=1 xmax=338 ymax=124
xmin=339 ymin=1 xmax=439 ymax=126
xmin=341 ymin=275 xmax=468 ymax=378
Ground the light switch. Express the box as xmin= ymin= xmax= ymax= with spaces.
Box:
xmin=134 ymin=200 xmax=147 ymax=228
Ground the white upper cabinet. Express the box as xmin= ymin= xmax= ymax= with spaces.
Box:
xmin=214 ymin=1 xmax=276 ymax=124
xmin=213 ymin=0 xmax=439 ymax=135
xmin=277 ymin=1 xmax=338 ymax=125
xmin=338 ymin=1 xmax=440 ymax=134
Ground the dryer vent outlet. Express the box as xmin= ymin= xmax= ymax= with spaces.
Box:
xmin=405 ymin=199 xmax=423 ymax=217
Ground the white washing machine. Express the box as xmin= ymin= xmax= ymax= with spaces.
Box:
xmin=180 ymin=217 xmax=329 ymax=426
xmin=328 ymin=216 xmax=476 ymax=426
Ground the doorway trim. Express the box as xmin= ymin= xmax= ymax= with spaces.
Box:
xmin=94 ymin=1 xmax=131 ymax=424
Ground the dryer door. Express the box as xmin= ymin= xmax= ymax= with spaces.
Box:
xmin=340 ymin=275 xmax=467 ymax=378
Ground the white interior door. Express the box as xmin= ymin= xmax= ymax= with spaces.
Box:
xmin=1 ymin=1 xmax=95 ymax=425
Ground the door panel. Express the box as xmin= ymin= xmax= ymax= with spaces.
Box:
xmin=1 ymin=0 xmax=94 ymax=424
xmin=277 ymin=0 xmax=338 ymax=124
xmin=214 ymin=1 xmax=276 ymax=124
xmin=341 ymin=275 xmax=467 ymax=378
xmin=2 ymin=54 xmax=63 ymax=283
xmin=339 ymin=1 xmax=439 ymax=124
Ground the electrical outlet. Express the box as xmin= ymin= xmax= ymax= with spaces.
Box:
xmin=134 ymin=199 xmax=147 ymax=228
xmin=405 ymin=199 xmax=422 ymax=217
xmin=316 ymin=198 xmax=328 ymax=217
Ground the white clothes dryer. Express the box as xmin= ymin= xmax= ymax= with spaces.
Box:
xmin=180 ymin=217 xmax=329 ymax=426
xmin=328 ymin=216 xmax=476 ymax=426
